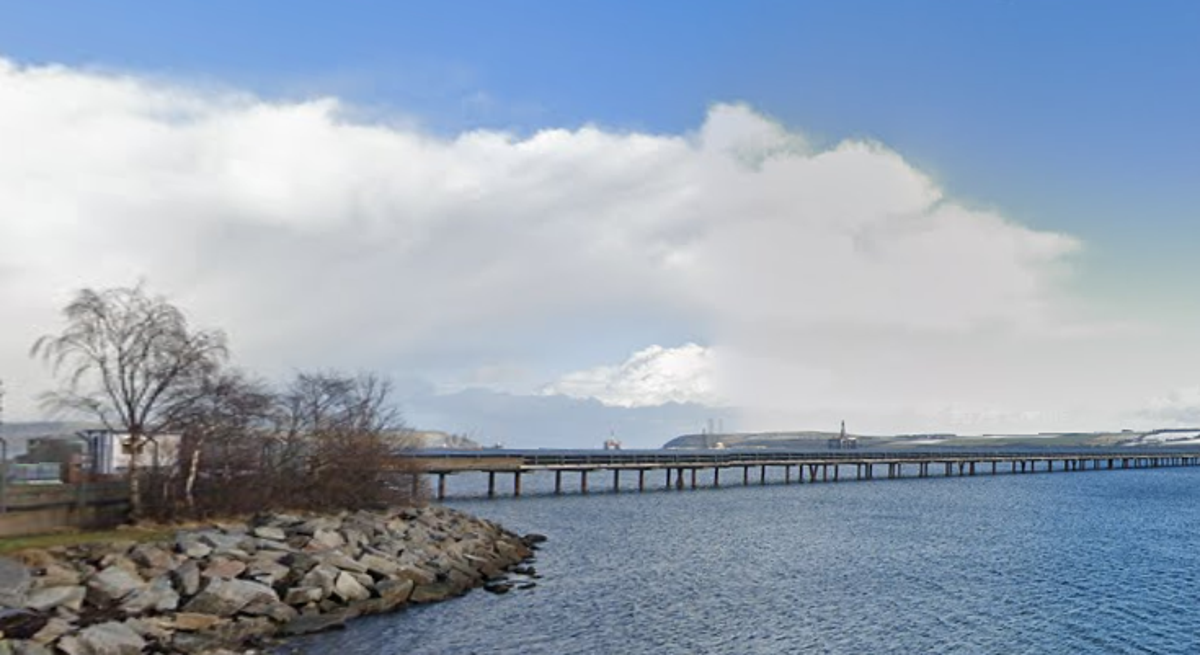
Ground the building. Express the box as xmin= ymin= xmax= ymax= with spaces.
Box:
xmin=79 ymin=430 xmax=181 ymax=475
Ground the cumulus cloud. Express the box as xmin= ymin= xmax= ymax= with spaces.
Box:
xmin=1 ymin=56 xmax=1176 ymax=438
xmin=541 ymin=343 xmax=718 ymax=408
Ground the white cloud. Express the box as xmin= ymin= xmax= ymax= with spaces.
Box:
xmin=0 ymin=57 xmax=1192 ymax=439
xmin=542 ymin=344 xmax=718 ymax=408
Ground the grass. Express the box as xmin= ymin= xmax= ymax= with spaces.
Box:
xmin=0 ymin=526 xmax=174 ymax=556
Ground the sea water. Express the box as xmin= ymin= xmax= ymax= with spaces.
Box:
xmin=281 ymin=465 xmax=1200 ymax=653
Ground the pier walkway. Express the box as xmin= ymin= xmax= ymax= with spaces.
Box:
xmin=391 ymin=448 xmax=1200 ymax=500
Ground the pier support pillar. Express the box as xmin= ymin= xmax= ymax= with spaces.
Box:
xmin=834 ymin=465 xmax=840 ymax=482
xmin=487 ymin=472 xmax=496 ymax=498
xmin=581 ymin=470 xmax=589 ymax=494
xmin=744 ymin=467 xmax=750 ymax=486
xmin=555 ymin=471 xmax=563 ymax=495
xmin=437 ymin=473 xmax=447 ymax=501
xmin=638 ymin=469 xmax=645 ymax=492
xmin=991 ymin=461 xmax=997 ymax=475
xmin=677 ymin=468 xmax=685 ymax=490
xmin=823 ymin=465 xmax=829 ymax=482
xmin=513 ymin=472 xmax=522 ymax=498
xmin=760 ymin=465 xmax=767 ymax=485
xmin=969 ymin=462 xmax=976 ymax=476
xmin=613 ymin=469 xmax=620 ymax=493
xmin=691 ymin=468 xmax=698 ymax=489
xmin=714 ymin=468 xmax=720 ymax=488
xmin=785 ymin=466 xmax=792 ymax=484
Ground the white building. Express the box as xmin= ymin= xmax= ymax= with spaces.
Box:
xmin=80 ymin=430 xmax=181 ymax=475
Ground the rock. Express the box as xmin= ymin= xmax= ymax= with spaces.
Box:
xmin=358 ymin=553 xmax=399 ymax=578
xmin=517 ymin=582 xmax=538 ymax=590
xmin=24 ymin=585 xmax=86 ymax=612
xmin=30 ymin=616 xmax=75 ymax=644
xmin=36 ymin=563 xmax=82 ymax=588
xmin=120 ymin=574 xmax=179 ymax=614
xmin=319 ymin=551 xmax=367 ymax=574
xmin=281 ymin=610 xmax=349 ymax=636
xmin=393 ymin=564 xmax=436 ymax=586
xmin=409 ymin=581 xmax=459 ymax=604
xmin=197 ymin=530 xmax=249 ymax=554
xmin=169 ymin=612 xmax=222 ymax=632
xmin=172 ymin=560 xmax=202 ymax=597
xmin=0 ymin=609 xmax=49 ymax=639
xmin=86 ymin=566 xmax=145 ymax=605
xmin=299 ymin=564 xmax=339 ymax=597
xmin=523 ymin=533 xmax=548 ymax=546
xmin=332 ymin=571 xmax=371 ymax=602
xmin=10 ymin=641 xmax=54 ymax=655
xmin=375 ymin=579 xmax=414 ymax=607
xmin=182 ymin=578 xmax=277 ymax=618
xmin=251 ymin=525 xmax=287 ymax=541
xmin=307 ymin=528 xmax=345 ymax=551
xmin=175 ymin=534 xmax=212 ymax=560
xmin=122 ymin=616 xmax=172 ymax=642
xmin=282 ymin=586 xmax=324 ymax=606
xmin=484 ymin=582 xmax=513 ymax=594
xmin=57 ymin=621 xmax=145 ymax=655
xmin=245 ymin=557 xmax=290 ymax=586
xmin=0 ymin=557 xmax=32 ymax=608
xmin=241 ymin=598 xmax=299 ymax=623
xmin=129 ymin=544 xmax=175 ymax=574
xmin=201 ymin=557 xmax=247 ymax=580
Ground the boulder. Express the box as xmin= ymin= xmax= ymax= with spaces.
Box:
xmin=201 ymin=557 xmax=247 ymax=580
xmin=24 ymin=585 xmax=86 ymax=612
xmin=358 ymin=553 xmax=399 ymax=578
xmin=0 ymin=557 xmax=32 ymax=608
xmin=120 ymin=575 xmax=179 ymax=614
xmin=57 ymin=621 xmax=145 ymax=655
xmin=182 ymin=578 xmax=277 ymax=618
xmin=409 ymin=581 xmax=459 ymax=604
xmin=169 ymin=612 xmax=223 ymax=632
xmin=307 ymin=528 xmax=345 ymax=551
xmin=30 ymin=616 xmax=76 ymax=644
xmin=128 ymin=544 xmax=175 ymax=574
xmin=282 ymin=586 xmax=324 ymax=606
xmin=281 ymin=610 xmax=349 ymax=636
xmin=86 ymin=567 xmax=145 ymax=605
xmin=172 ymin=560 xmax=202 ymax=597
xmin=251 ymin=525 xmax=287 ymax=542
xmin=332 ymin=571 xmax=371 ymax=603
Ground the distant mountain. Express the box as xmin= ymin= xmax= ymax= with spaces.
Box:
xmin=664 ymin=429 xmax=1191 ymax=450
xmin=0 ymin=422 xmax=99 ymax=459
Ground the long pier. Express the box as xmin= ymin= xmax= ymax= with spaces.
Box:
xmin=392 ymin=448 xmax=1200 ymax=500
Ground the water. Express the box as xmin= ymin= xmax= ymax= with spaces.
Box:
xmin=282 ymin=467 xmax=1200 ymax=653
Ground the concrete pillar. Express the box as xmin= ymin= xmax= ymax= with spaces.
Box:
xmin=676 ymin=468 xmax=685 ymax=490
xmin=969 ymin=462 xmax=976 ymax=476
xmin=760 ymin=465 xmax=767 ymax=485
xmin=581 ymin=470 xmax=589 ymax=494
xmin=613 ymin=469 xmax=620 ymax=493
xmin=555 ymin=470 xmax=563 ymax=495
xmin=437 ymin=473 xmax=447 ymax=501
xmin=834 ymin=465 xmax=840 ymax=482
xmin=743 ymin=467 xmax=750 ymax=486
xmin=691 ymin=468 xmax=698 ymax=489
xmin=714 ymin=467 xmax=720 ymax=487
xmin=513 ymin=472 xmax=522 ymax=498
xmin=785 ymin=466 xmax=792 ymax=484
xmin=638 ymin=469 xmax=645 ymax=492
xmin=487 ymin=472 xmax=496 ymax=498
xmin=823 ymin=465 xmax=829 ymax=482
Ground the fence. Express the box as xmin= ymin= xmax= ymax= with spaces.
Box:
xmin=0 ymin=480 xmax=130 ymax=538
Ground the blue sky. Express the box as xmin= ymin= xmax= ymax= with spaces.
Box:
xmin=0 ymin=2 xmax=1198 ymax=444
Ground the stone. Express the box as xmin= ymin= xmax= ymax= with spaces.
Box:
xmin=57 ymin=621 xmax=145 ymax=655
xmin=281 ymin=610 xmax=349 ymax=636
xmin=393 ymin=564 xmax=436 ymax=586
xmin=172 ymin=560 xmax=202 ymax=597
xmin=409 ymin=581 xmax=459 ymax=604
xmin=122 ymin=616 xmax=172 ymax=642
xmin=375 ymin=579 xmax=414 ymax=607
xmin=299 ymin=564 xmax=339 ymax=597
xmin=0 ymin=609 xmax=49 ymax=640
xmin=523 ymin=533 xmax=548 ymax=546
xmin=23 ymin=585 xmax=86 ymax=612
xmin=175 ymin=534 xmax=212 ymax=560
xmin=307 ymin=528 xmax=345 ymax=551
xmin=251 ymin=525 xmax=287 ymax=541
xmin=36 ymin=563 xmax=82 ymax=588
xmin=182 ymin=578 xmax=278 ymax=618
xmin=128 ymin=544 xmax=175 ymax=574
xmin=282 ymin=586 xmax=324 ymax=606
xmin=0 ymin=557 xmax=32 ymax=608
xmin=245 ymin=558 xmax=290 ymax=586
xmin=120 ymin=574 xmax=179 ymax=614
xmin=332 ymin=571 xmax=371 ymax=602
xmin=358 ymin=553 xmax=399 ymax=578
xmin=11 ymin=641 xmax=54 ymax=655
xmin=30 ymin=616 xmax=75 ymax=644
xmin=169 ymin=612 xmax=222 ymax=632
xmin=201 ymin=557 xmax=247 ymax=580
xmin=241 ymin=598 xmax=299 ymax=623
xmin=86 ymin=566 xmax=145 ymax=605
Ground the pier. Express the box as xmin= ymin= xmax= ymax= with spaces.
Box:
xmin=392 ymin=448 xmax=1200 ymax=500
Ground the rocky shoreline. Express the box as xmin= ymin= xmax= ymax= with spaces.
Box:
xmin=0 ymin=506 xmax=543 ymax=654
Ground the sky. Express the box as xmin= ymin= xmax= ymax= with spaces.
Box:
xmin=0 ymin=1 xmax=1198 ymax=447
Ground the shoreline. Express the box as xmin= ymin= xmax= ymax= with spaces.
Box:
xmin=0 ymin=505 xmax=542 ymax=654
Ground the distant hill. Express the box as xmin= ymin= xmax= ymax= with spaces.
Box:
xmin=664 ymin=429 xmax=1200 ymax=451
xmin=392 ymin=429 xmax=484 ymax=450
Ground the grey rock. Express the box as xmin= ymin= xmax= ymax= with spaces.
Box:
xmin=182 ymin=578 xmax=278 ymax=617
xmin=241 ymin=598 xmax=299 ymax=623
xmin=11 ymin=641 xmax=54 ymax=655
xmin=174 ymin=534 xmax=212 ymax=559
xmin=0 ymin=557 xmax=31 ymax=608
xmin=128 ymin=544 xmax=175 ymax=573
xmin=282 ymin=586 xmax=324 ymax=606
xmin=393 ymin=564 xmax=436 ymax=586
xmin=169 ymin=612 xmax=222 ymax=632
xmin=409 ymin=581 xmax=459 ymax=604
xmin=24 ymin=585 xmax=85 ymax=612
xmin=86 ymin=566 xmax=144 ymax=604
xmin=0 ymin=609 xmax=48 ymax=639
xmin=172 ymin=560 xmax=201 ymax=596
xmin=332 ymin=571 xmax=371 ymax=602
xmin=358 ymin=553 xmax=399 ymax=577
xmin=281 ymin=609 xmax=351 ymax=636
xmin=30 ymin=616 xmax=75 ymax=644
xmin=201 ymin=557 xmax=247 ymax=580
xmin=251 ymin=525 xmax=287 ymax=541
xmin=299 ymin=564 xmax=339 ymax=597
xmin=375 ymin=578 xmax=414 ymax=606
xmin=307 ymin=528 xmax=345 ymax=551
xmin=120 ymin=575 xmax=179 ymax=614
xmin=57 ymin=621 xmax=145 ymax=655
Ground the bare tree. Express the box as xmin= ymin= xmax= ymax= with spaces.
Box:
xmin=31 ymin=284 xmax=228 ymax=518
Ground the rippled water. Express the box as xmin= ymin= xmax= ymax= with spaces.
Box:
xmin=282 ymin=466 xmax=1200 ymax=654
